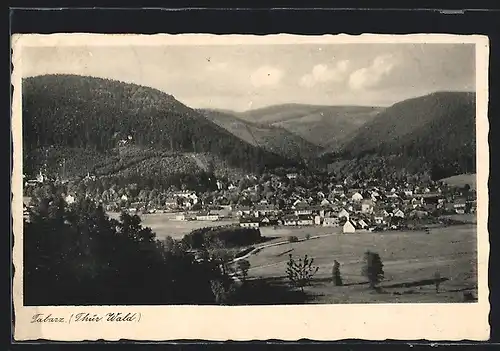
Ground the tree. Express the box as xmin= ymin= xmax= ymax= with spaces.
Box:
xmin=236 ymin=259 xmax=251 ymax=282
xmin=434 ymin=271 xmax=441 ymax=293
xmin=361 ymin=251 xmax=384 ymax=290
xmin=332 ymin=260 xmax=343 ymax=286
xmin=24 ymin=194 xmax=219 ymax=305
xmin=285 ymin=254 xmax=319 ymax=293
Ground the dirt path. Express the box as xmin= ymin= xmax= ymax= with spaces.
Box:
xmin=230 ymin=232 xmax=340 ymax=264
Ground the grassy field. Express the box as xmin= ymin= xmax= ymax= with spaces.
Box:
xmin=107 ymin=212 xmax=238 ymax=240
xmin=440 ymin=173 xmax=477 ymax=190
xmin=107 ymin=211 xmax=340 ymax=241
xmin=244 ymin=224 xmax=477 ymax=304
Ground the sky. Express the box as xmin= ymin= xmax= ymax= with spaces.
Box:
xmin=22 ymin=43 xmax=476 ymax=112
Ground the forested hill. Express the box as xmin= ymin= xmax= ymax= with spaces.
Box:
xmin=22 ymin=74 xmax=299 ymax=179
xmin=322 ymin=91 xmax=476 ymax=180
xmin=234 ymin=103 xmax=383 ymax=147
xmin=198 ymin=108 xmax=322 ymax=161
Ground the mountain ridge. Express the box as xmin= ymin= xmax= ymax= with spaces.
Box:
xmin=22 ymin=74 xmax=301 ymax=186
xmin=321 ymin=91 xmax=476 ymax=180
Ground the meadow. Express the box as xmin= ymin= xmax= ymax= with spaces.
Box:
xmin=107 ymin=211 xmax=238 ymax=240
xmin=245 ymin=224 xmax=478 ymax=303
xmin=105 ymin=211 xmax=478 ymax=303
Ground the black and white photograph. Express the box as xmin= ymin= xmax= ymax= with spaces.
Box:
xmin=12 ymin=34 xmax=489 ymax=341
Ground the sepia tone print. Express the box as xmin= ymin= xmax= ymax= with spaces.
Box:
xmin=12 ymin=34 xmax=490 ymax=341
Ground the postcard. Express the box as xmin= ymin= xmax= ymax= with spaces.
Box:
xmin=11 ymin=33 xmax=490 ymax=341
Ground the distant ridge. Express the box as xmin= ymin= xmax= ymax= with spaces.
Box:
xmin=229 ymin=103 xmax=383 ymax=147
xmin=198 ymin=108 xmax=322 ymax=161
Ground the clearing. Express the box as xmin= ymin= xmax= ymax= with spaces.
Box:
xmin=440 ymin=173 xmax=476 ymax=190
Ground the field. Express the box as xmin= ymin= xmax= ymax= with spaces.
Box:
xmin=440 ymin=173 xmax=477 ymax=190
xmin=244 ymin=224 xmax=478 ymax=304
xmin=105 ymin=211 xmax=477 ymax=303
xmin=107 ymin=212 xmax=238 ymax=240
xmin=107 ymin=211 xmax=340 ymax=241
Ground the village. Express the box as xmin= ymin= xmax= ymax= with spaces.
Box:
xmin=23 ymin=168 xmax=477 ymax=234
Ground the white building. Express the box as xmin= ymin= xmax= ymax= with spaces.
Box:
xmin=338 ymin=208 xmax=350 ymax=219
xmin=351 ymin=192 xmax=363 ymax=201
xmin=64 ymin=194 xmax=75 ymax=204
xmin=361 ymin=200 xmax=374 ymax=214
xmin=343 ymin=220 xmax=357 ymax=233
xmin=240 ymin=221 xmax=259 ymax=228
xmin=320 ymin=198 xmax=331 ymax=207
xmin=314 ymin=215 xmax=322 ymax=225
xmin=393 ymin=209 xmax=405 ymax=218
xmin=323 ymin=217 xmax=339 ymax=227
xmin=196 ymin=213 xmax=219 ymax=221
xmin=175 ymin=214 xmax=187 ymax=221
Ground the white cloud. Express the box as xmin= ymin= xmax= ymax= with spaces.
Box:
xmin=250 ymin=65 xmax=284 ymax=88
xmin=299 ymin=60 xmax=350 ymax=88
xmin=348 ymin=54 xmax=399 ymax=91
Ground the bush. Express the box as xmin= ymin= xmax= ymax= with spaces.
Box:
xmin=361 ymin=251 xmax=384 ymax=290
xmin=285 ymin=254 xmax=319 ymax=292
xmin=183 ymin=226 xmax=262 ymax=249
xmin=332 ymin=260 xmax=343 ymax=286
xmin=288 ymin=235 xmax=299 ymax=243
xmin=236 ymin=259 xmax=251 ymax=282
xmin=305 ymin=234 xmax=311 ymax=240
xmin=24 ymin=197 xmax=218 ymax=305
xmin=210 ymin=278 xmax=237 ymax=305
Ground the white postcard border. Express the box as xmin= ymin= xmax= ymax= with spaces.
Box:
xmin=11 ymin=33 xmax=490 ymax=341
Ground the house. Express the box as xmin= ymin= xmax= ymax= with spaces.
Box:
xmin=453 ymin=198 xmax=467 ymax=214
xmin=314 ymin=215 xmax=322 ymax=225
xmin=323 ymin=217 xmax=340 ymax=227
xmin=130 ymin=202 xmax=145 ymax=210
xmin=351 ymin=192 xmax=363 ymax=202
xmin=286 ymin=173 xmax=298 ymax=180
xmin=421 ymin=193 xmax=442 ymax=204
xmin=64 ymin=194 xmax=76 ymax=205
xmin=297 ymin=215 xmax=314 ymax=226
xmin=294 ymin=203 xmax=313 ymax=216
xmin=105 ymin=202 xmax=119 ymax=212
xmin=467 ymin=199 xmax=477 ymax=214
xmin=343 ymin=220 xmax=357 ymax=233
xmin=358 ymin=219 xmax=369 ymax=229
xmin=254 ymin=204 xmax=278 ymax=217
xmin=404 ymin=190 xmax=413 ymax=197
xmin=175 ymin=213 xmax=186 ymax=221
xmin=411 ymin=197 xmax=424 ymax=207
xmin=120 ymin=194 xmax=129 ymax=202
xmin=393 ymin=209 xmax=405 ymax=218
xmin=175 ymin=191 xmax=199 ymax=204
xmin=260 ymin=216 xmax=279 ymax=226
xmin=373 ymin=211 xmax=387 ymax=225
xmin=239 ymin=217 xmax=260 ymax=228
xmin=196 ymin=212 xmax=220 ymax=221
xmin=320 ymin=198 xmax=331 ymax=207
xmin=410 ymin=210 xmax=428 ymax=219
xmin=36 ymin=171 xmax=45 ymax=183
xmin=164 ymin=197 xmax=178 ymax=208
xmin=283 ymin=215 xmax=298 ymax=226
xmin=361 ymin=199 xmax=374 ymax=214
xmin=235 ymin=207 xmax=252 ymax=217
xmin=338 ymin=208 xmax=350 ymax=219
